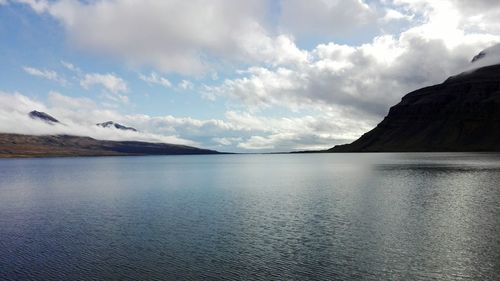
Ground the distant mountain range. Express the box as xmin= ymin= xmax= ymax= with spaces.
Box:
xmin=0 ymin=133 xmax=220 ymax=158
xmin=0 ymin=111 xmax=220 ymax=157
xmin=29 ymin=110 xmax=138 ymax=132
xmin=329 ymin=47 xmax=500 ymax=152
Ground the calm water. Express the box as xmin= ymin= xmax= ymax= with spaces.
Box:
xmin=0 ymin=153 xmax=499 ymax=280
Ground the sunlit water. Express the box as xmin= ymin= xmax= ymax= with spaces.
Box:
xmin=1 ymin=153 xmax=499 ymax=280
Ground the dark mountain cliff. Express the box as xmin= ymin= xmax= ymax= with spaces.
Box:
xmin=330 ymin=64 xmax=500 ymax=152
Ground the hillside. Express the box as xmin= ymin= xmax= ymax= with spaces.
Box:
xmin=330 ymin=64 xmax=500 ymax=152
xmin=0 ymin=133 xmax=220 ymax=158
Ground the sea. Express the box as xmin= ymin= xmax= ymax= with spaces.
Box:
xmin=0 ymin=153 xmax=499 ymax=280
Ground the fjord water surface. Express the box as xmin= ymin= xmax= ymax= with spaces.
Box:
xmin=0 ymin=153 xmax=499 ymax=280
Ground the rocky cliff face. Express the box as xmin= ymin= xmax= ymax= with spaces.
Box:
xmin=330 ymin=64 xmax=500 ymax=152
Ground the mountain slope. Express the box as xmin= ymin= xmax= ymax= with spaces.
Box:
xmin=0 ymin=133 xmax=220 ymax=158
xmin=330 ymin=64 xmax=500 ymax=152
xmin=29 ymin=110 xmax=60 ymax=123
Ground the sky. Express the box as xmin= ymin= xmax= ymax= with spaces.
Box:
xmin=1 ymin=0 xmax=500 ymax=152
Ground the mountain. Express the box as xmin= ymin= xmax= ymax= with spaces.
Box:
xmin=0 ymin=133 xmax=220 ymax=158
xmin=29 ymin=110 xmax=59 ymax=123
xmin=471 ymin=44 xmax=500 ymax=63
xmin=330 ymin=62 xmax=500 ymax=152
xmin=97 ymin=121 xmax=138 ymax=132
xmin=0 ymin=111 xmax=221 ymax=157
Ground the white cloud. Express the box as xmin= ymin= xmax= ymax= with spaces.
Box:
xmin=102 ymin=92 xmax=129 ymax=105
xmin=80 ymin=73 xmax=128 ymax=94
xmin=126 ymin=110 xmax=369 ymax=151
xmin=23 ymin=66 xmax=67 ymax=85
xmin=206 ymin=16 xmax=499 ymax=120
xmin=249 ymin=34 xmax=310 ymax=67
xmin=178 ymin=80 xmax=194 ymax=90
xmin=139 ymin=72 xmax=172 ymax=89
xmin=468 ymin=43 xmax=500 ymax=70
xmin=14 ymin=0 xmax=48 ymax=12
xmin=0 ymin=91 xmax=364 ymax=152
xmin=48 ymin=91 xmax=96 ymax=109
xmin=0 ymin=91 xmax=47 ymax=114
xmin=13 ymin=0 xmax=500 ymax=78
xmin=61 ymin=60 xmax=82 ymax=74
xmin=238 ymin=135 xmax=276 ymax=150
xmin=279 ymin=0 xmax=377 ymax=37
xmin=212 ymin=137 xmax=242 ymax=146
xmin=383 ymin=8 xmax=414 ymax=22
xmin=0 ymin=91 xmax=196 ymax=146
xmin=392 ymin=0 xmax=500 ymax=37
xmin=15 ymin=0 xmax=307 ymax=75
xmin=59 ymin=61 xmax=131 ymax=104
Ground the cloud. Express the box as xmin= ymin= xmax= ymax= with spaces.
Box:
xmin=22 ymin=66 xmax=67 ymax=85
xmin=48 ymin=91 xmax=96 ymax=109
xmin=178 ymin=80 xmax=194 ymax=90
xmin=0 ymin=91 xmax=366 ymax=152
xmin=450 ymin=0 xmax=500 ymax=17
xmin=206 ymin=13 xmax=499 ymax=119
xmin=449 ymin=1 xmax=500 ymax=35
xmin=383 ymin=8 xmax=414 ymax=22
xmin=0 ymin=91 xmax=47 ymax=114
xmin=212 ymin=137 xmax=242 ymax=146
xmin=468 ymin=43 xmax=500 ymax=70
xmin=23 ymin=62 xmax=131 ymax=104
xmin=392 ymin=0 xmax=500 ymax=34
xmin=14 ymin=0 xmax=309 ymax=75
xmin=139 ymin=72 xmax=172 ymax=89
xmin=0 ymin=91 xmax=196 ymax=146
xmin=279 ymin=0 xmax=377 ymax=37
xmin=12 ymin=0 xmax=500 ymax=77
xmin=80 ymin=73 xmax=128 ymax=94
xmin=61 ymin=60 xmax=82 ymax=74
xmin=125 ymin=110 xmax=369 ymax=151
xmin=59 ymin=61 xmax=131 ymax=104
xmin=14 ymin=0 xmax=48 ymax=12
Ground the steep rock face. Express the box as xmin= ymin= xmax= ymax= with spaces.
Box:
xmin=96 ymin=121 xmax=137 ymax=132
xmin=330 ymin=64 xmax=500 ymax=152
xmin=29 ymin=111 xmax=59 ymax=123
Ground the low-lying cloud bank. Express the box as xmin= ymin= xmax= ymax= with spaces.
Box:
xmin=0 ymin=91 xmax=367 ymax=152
xmin=0 ymin=92 xmax=197 ymax=146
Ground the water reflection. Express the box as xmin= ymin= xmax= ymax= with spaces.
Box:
xmin=0 ymin=153 xmax=499 ymax=280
